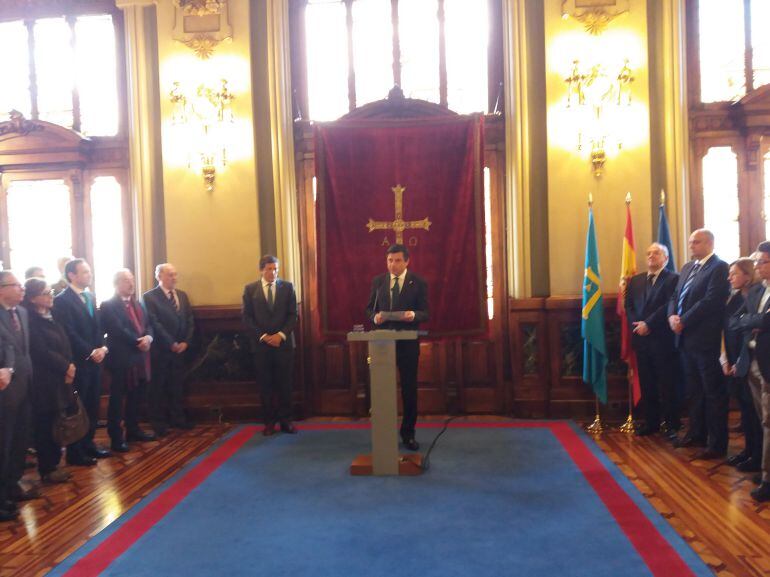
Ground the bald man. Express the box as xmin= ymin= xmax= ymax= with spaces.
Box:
xmin=668 ymin=229 xmax=730 ymax=459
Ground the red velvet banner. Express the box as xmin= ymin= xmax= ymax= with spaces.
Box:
xmin=315 ymin=115 xmax=486 ymax=336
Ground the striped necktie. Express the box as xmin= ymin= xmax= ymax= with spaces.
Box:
xmin=677 ymin=263 xmax=701 ymax=315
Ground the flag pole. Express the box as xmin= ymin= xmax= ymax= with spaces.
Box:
xmin=619 ymin=191 xmax=635 ymax=433
xmin=618 ymin=367 xmax=635 ymax=433
xmin=584 ymin=191 xmax=604 ymax=435
xmin=586 ymin=395 xmax=604 ymax=434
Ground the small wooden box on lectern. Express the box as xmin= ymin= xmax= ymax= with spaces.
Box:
xmin=347 ymin=330 xmax=423 ymax=476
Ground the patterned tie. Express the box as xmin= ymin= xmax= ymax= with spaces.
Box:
xmin=677 ymin=263 xmax=701 ymax=315
xmin=390 ymin=276 xmax=400 ymax=311
xmin=168 ymin=289 xmax=179 ymax=311
xmin=267 ymin=283 xmax=274 ymax=311
xmin=9 ymin=308 xmax=20 ymax=333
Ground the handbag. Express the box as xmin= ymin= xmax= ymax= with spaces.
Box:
xmin=52 ymin=391 xmax=90 ymax=446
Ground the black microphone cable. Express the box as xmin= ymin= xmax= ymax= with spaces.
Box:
xmin=419 ymin=415 xmax=459 ymax=471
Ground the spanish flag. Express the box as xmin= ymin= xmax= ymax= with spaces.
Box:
xmin=617 ymin=199 xmax=641 ymax=405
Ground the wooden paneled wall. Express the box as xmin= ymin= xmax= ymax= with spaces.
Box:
xmin=182 ymin=297 xmax=631 ymax=423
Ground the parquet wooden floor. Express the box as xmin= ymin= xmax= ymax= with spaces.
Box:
xmin=0 ymin=417 xmax=768 ymax=576
xmin=0 ymin=424 xmax=232 ymax=577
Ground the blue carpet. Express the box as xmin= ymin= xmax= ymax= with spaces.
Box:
xmin=50 ymin=423 xmax=712 ymax=577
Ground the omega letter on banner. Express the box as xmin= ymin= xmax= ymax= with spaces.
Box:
xmin=315 ymin=115 xmax=486 ymax=336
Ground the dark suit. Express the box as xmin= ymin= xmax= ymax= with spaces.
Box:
xmin=366 ymin=271 xmax=429 ymax=441
xmin=0 ymin=306 xmax=32 ymax=505
xmin=53 ymin=287 xmax=105 ymax=459
xmin=625 ymin=268 xmax=679 ymax=430
xmin=28 ymin=311 xmax=74 ymax=475
xmin=100 ymin=296 xmax=153 ymax=444
xmin=143 ymin=286 xmax=194 ymax=430
xmin=668 ymin=255 xmax=730 ymax=452
xmin=735 ymin=282 xmax=770 ymax=482
xmin=242 ymin=279 xmax=298 ymax=425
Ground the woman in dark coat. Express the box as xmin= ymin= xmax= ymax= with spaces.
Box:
xmin=23 ymin=278 xmax=77 ymax=484
xmin=721 ymin=258 xmax=762 ymax=471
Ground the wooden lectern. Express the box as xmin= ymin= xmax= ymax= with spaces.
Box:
xmin=347 ymin=330 xmax=423 ymax=476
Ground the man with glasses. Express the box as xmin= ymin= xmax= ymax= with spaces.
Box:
xmin=735 ymin=241 xmax=770 ymax=502
xmin=0 ymin=271 xmax=35 ymax=521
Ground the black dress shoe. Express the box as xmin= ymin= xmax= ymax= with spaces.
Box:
xmin=10 ymin=484 xmax=41 ymax=501
xmin=153 ymin=424 xmax=169 ymax=438
xmin=111 ymin=442 xmax=130 ymax=453
xmin=750 ymin=482 xmax=770 ymax=502
xmin=171 ymin=421 xmax=194 ymax=430
xmin=67 ymin=455 xmax=97 ymax=467
xmin=402 ymin=438 xmax=420 ymax=451
xmin=280 ymin=421 xmax=298 ymax=434
xmin=634 ymin=426 xmax=658 ymax=437
xmin=736 ymin=457 xmax=761 ymax=472
xmin=726 ymin=452 xmax=750 ymax=467
xmin=126 ymin=430 xmax=157 ymax=442
xmin=86 ymin=447 xmax=112 ymax=459
xmin=692 ymin=449 xmax=727 ymax=461
xmin=673 ymin=435 xmax=707 ymax=448
xmin=752 ymin=473 xmax=762 ymax=485
xmin=2 ymin=500 xmax=17 ymax=512
xmin=0 ymin=508 xmax=19 ymax=522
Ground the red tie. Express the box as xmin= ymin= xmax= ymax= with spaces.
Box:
xmin=9 ymin=308 xmax=21 ymax=333
xmin=125 ymin=300 xmax=143 ymax=334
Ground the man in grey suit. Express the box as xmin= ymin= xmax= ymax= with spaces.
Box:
xmin=144 ymin=263 xmax=195 ymax=436
xmin=0 ymin=271 xmax=36 ymax=522
xmin=242 ymin=255 xmax=298 ymax=436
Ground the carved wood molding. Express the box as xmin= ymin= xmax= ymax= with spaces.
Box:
xmin=341 ymin=86 xmax=457 ymax=120
xmin=0 ymin=111 xmax=43 ymax=138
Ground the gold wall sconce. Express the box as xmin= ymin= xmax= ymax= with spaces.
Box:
xmin=169 ymin=78 xmax=235 ymax=192
xmin=563 ymin=58 xmax=634 ymax=177
xmin=561 ymin=0 xmax=630 ymax=35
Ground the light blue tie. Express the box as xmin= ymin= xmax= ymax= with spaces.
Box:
xmin=677 ymin=263 xmax=701 ymax=315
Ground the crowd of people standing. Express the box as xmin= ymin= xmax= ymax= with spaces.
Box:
xmin=0 ymin=259 xmax=194 ymax=522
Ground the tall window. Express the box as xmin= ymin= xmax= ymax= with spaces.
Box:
xmin=688 ymin=0 xmax=770 ymax=258
xmin=0 ymin=13 xmax=120 ymax=135
xmin=296 ymin=0 xmax=497 ymax=121
xmin=0 ymin=3 xmax=129 ymax=298
xmin=701 ymin=147 xmax=740 ymax=263
xmin=697 ymin=0 xmax=769 ymax=102
xmin=90 ymin=176 xmax=125 ymax=300
xmin=6 ymin=180 xmax=73 ymax=279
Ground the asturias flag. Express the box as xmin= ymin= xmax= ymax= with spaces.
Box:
xmin=617 ymin=201 xmax=641 ymax=405
xmin=582 ymin=206 xmax=608 ymax=404
xmin=657 ymin=200 xmax=676 ymax=272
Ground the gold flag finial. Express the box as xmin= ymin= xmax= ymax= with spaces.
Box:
xmin=625 ymin=191 xmax=631 ymax=204
xmin=588 ymin=192 xmax=594 ymax=207
xmin=660 ymin=189 xmax=666 ymax=206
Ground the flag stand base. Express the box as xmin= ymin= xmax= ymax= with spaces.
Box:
xmin=585 ymin=414 xmax=604 ymax=434
xmin=618 ymin=413 xmax=634 ymax=433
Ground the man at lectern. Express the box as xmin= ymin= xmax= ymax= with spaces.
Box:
xmin=366 ymin=244 xmax=429 ymax=451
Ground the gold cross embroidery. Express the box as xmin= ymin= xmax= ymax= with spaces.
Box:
xmin=366 ymin=184 xmax=432 ymax=244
